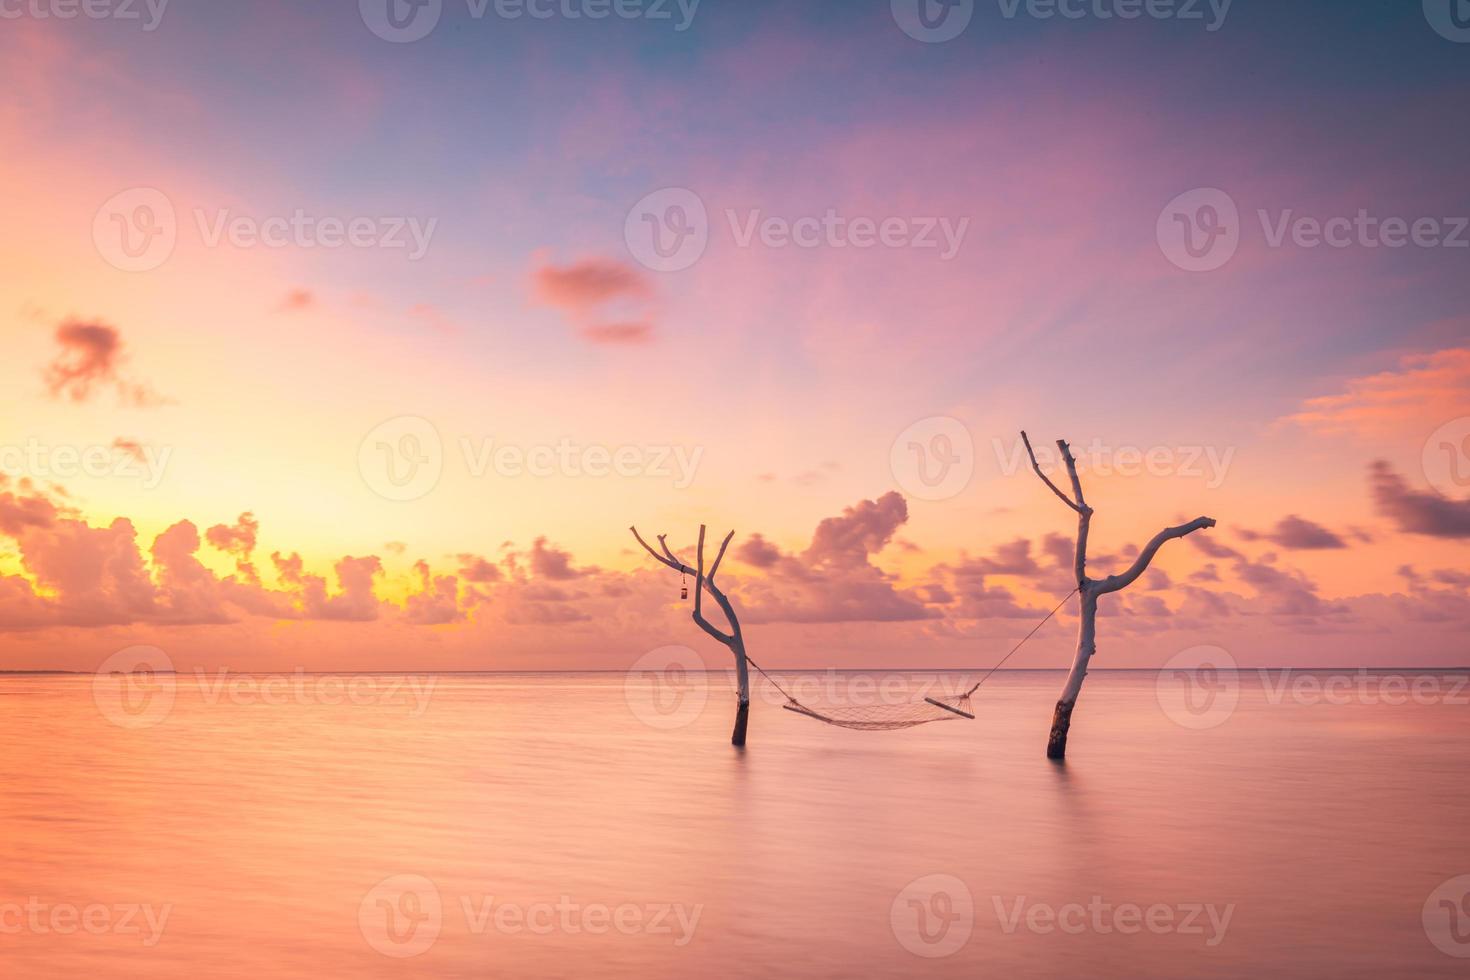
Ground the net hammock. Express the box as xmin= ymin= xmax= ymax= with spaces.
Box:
xmin=753 ymin=589 xmax=1078 ymax=732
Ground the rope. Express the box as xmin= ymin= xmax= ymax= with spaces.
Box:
xmin=960 ymin=588 xmax=1079 ymax=698
xmin=741 ymin=649 xmax=801 ymax=705
xmin=739 ymin=587 xmax=1080 ymax=707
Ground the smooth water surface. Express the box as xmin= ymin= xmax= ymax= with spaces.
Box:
xmin=1 ymin=669 xmax=1467 ymax=978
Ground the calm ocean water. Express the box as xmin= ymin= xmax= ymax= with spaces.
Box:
xmin=1 ymin=668 xmax=1467 ymax=978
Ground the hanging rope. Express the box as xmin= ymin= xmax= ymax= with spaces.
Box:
xmin=742 ymin=587 xmax=1081 ymax=731
xmin=742 ymin=649 xmax=800 ymax=705
xmin=960 ymin=587 xmax=1079 ymax=698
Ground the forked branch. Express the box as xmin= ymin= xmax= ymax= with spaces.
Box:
xmin=630 ymin=524 xmax=741 ymax=645
xmin=1094 ymin=516 xmax=1217 ymax=595
xmin=1022 ymin=430 xmax=1086 ymax=513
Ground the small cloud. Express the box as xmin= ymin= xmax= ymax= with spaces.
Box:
xmin=44 ymin=319 xmax=168 ymax=407
xmin=580 ymin=321 xmax=653 ymax=345
xmin=456 ymin=553 xmax=502 ymax=583
xmin=1255 ymin=515 xmax=1347 ymax=550
xmin=529 ymin=537 xmax=595 ymax=580
xmin=1370 ymin=461 xmax=1470 ymax=538
xmin=384 ymin=541 xmax=407 ymax=555
xmin=277 ymin=289 xmax=315 ymax=313
xmin=531 ymin=257 xmax=658 ymax=344
xmin=111 ymin=438 xmax=145 ymax=463
xmin=735 ymin=533 xmax=782 ymax=568
xmin=533 ymin=257 xmax=652 ymax=310
xmin=206 ymin=513 xmax=260 ymax=559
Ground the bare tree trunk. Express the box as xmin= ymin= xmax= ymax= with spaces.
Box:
xmin=631 ymin=523 xmax=751 ymax=746
xmin=1022 ymin=431 xmax=1216 ymax=760
xmin=1047 ymin=588 xmax=1098 ymax=759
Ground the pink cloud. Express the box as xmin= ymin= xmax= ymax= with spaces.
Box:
xmin=43 ymin=319 xmax=168 ymax=407
xmin=531 ymin=258 xmax=658 ymax=344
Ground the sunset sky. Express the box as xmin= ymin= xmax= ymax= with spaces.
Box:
xmin=1 ymin=0 xmax=1467 ymax=671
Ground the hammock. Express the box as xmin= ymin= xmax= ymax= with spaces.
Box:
xmin=783 ymin=694 xmax=976 ymax=730
xmin=755 ymin=589 xmax=1078 ymax=732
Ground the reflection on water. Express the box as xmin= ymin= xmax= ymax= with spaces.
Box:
xmin=1 ymin=670 xmax=1467 ymax=978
